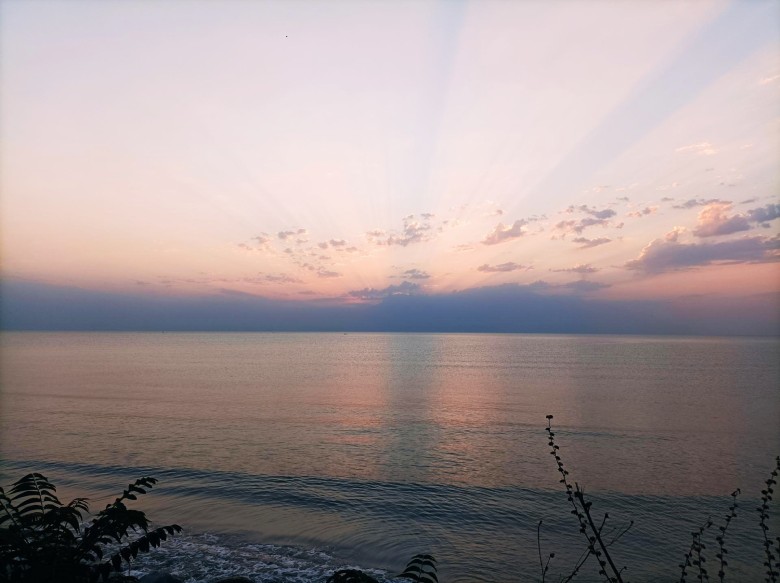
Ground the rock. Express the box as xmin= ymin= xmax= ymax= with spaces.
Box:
xmin=211 ymin=578 xmax=254 ymax=583
xmin=139 ymin=573 xmax=184 ymax=583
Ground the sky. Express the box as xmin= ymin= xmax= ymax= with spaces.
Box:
xmin=1 ymin=0 xmax=778 ymax=334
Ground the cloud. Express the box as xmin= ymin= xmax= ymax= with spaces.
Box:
xmin=244 ymin=233 xmax=275 ymax=251
xmin=556 ymin=217 xmax=610 ymax=234
xmin=746 ymin=203 xmax=780 ymax=224
xmin=550 ymin=264 xmax=600 ymax=274
xmin=482 ymin=220 xmax=528 ymax=245
xmin=278 ymin=228 xmax=307 ymax=240
xmin=368 ymin=214 xmax=435 ymax=247
xmin=477 ymin=262 xmax=531 ymax=273
xmin=555 ymin=205 xmax=618 ymax=235
xmin=692 ymin=202 xmax=779 ymax=238
xmin=255 ymin=273 xmax=303 ymax=284
xmin=388 ymin=223 xmax=430 ymax=246
xmin=572 ymin=237 xmax=611 ymax=249
xmin=693 ymin=202 xmax=751 ymax=237
xmin=759 ymin=74 xmax=780 ymax=85
xmin=676 ymin=142 xmax=717 ymax=155
xmin=400 ymin=269 xmax=431 ymax=280
xmin=627 ymin=206 xmax=658 ymax=218
xmin=316 ymin=269 xmax=342 ymax=278
xmin=672 ymin=198 xmax=726 ymax=209
xmin=665 ymin=227 xmax=686 ymax=242
xmin=566 ymin=205 xmax=617 ymax=220
xmin=347 ymin=281 xmax=421 ymax=300
xmin=329 ymin=239 xmax=347 ymax=247
xmin=625 ymin=235 xmax=780 ymax=273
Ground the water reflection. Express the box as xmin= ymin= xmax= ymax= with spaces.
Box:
xmin=2 ymin=333 xmax=779 ymax=497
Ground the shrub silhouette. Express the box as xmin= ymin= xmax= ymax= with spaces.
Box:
xmin=0 ymin=473 xmax=181 ymax=583
xmin=543 ymin=415 xmax=780 ymax=583
xmin=326 ymin=554 xmax=438 ymax=583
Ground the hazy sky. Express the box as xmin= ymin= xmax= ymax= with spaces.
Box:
xmin=1 ymin=0 xmax=778 ymax=333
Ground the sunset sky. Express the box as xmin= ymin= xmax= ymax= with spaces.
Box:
xmin=1 ymin=0 xmax=778 ymax=334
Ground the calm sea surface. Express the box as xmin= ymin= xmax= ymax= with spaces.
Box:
xmin=1 ymin=332 xmax=778 ymax=582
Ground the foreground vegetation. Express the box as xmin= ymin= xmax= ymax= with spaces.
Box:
xmin=0 ymin=475 xmax=181 ymax=583
xmin=1 ymin=417 xmax=777 ymax=582
xmin=541 ymin=416 xmax=778 ymax=583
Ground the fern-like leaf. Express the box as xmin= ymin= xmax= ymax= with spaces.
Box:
xmin=398 ymin=554 xmax=438 ymax=583
xmin=0 ymin=487 xmax=20 ymax=527
xmin=7 ymin=473 xmax=61 ymax=526
xmin=102 ymin=525 xmax=182 ymax=576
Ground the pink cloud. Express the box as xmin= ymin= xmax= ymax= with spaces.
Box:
xmin=477 ymin=262 xmax=531 ymax=272
xmin=693 ymin=202 xmax=751 ymax=237
xmin=625 ymin=235 xmax=780 ymax=273
xmin=482 ymin=220 xmax=528 ymax=245
xmin=572 ymin=237 xmax=611 ymax=249
xmin=550 ymin=264 xmax=600 ymax=274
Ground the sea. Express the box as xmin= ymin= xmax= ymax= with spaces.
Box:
xmin=1 ymin=332 xmax=778 ymax=582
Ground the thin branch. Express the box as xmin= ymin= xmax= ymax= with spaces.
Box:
xmin=576 ymin=484 xmax=624 ymax=583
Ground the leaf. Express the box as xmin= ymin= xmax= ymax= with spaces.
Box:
xmin=398 ymin=554 xmax=438 ymax=583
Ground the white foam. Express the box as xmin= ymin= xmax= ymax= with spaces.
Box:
xmin=122 ymin=531 xmax=405 ymax=582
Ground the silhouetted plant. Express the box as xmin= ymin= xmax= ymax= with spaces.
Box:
xmin=327 ymin=554 xmax=438 ymax=583
xmin=0 ymin=473 xmax=181 ymax=583
xmin=397 ymin=554 xmax=437 ymax=583
xmin=544 ymin=416 xmax=779 ymax=583
xmin=675 ymin=456 xmax=780 ymax=583
xmin=679 ymin=516 xmax=713 ymax=583
xmin=536 ymin=519 xmax=554 ymax=582
xmin=545 ymin=415 xmax=631 ymax=583
xmin=758 ymin=456 xmax=779 ymax=583
xmin=715 ymin=489 xmax=740 ymax=583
